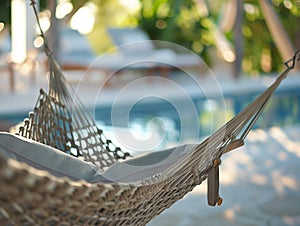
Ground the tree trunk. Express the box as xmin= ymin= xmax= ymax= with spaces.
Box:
xmin=233 ymin=0 xmax=243 ymax=79
xmin=258 ymin=0 xmax=294 ymax=61
xmin=47 ymin=0 xmax=60 ymax=60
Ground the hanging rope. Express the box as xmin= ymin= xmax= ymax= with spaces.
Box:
xmin=19 ymin=1 xmax=131 ymax=170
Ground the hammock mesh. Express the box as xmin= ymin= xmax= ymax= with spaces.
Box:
xmin=19 ymin=56 xmax=130 ymax=170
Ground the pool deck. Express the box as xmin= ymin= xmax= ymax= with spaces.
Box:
xmin=0 ymin=67 xmax=300 ymax=225
xmin=0 ymin=65 xmax=300 ymax=115
xmin=148 ymin=125 xmax=300 ymax=226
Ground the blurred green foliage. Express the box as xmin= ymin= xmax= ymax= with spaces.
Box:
xmin=138 ymin=0 xmax=215 ymax=64
xmin=0 ymin=0 xmax=11 ymax=25
xmin=87 ymin=0 xmax=139 ymax=54
xmin=241 ymin=0 xmax=300 ymax=74
xmin=137 ymin=0 xmax=300 ymax=74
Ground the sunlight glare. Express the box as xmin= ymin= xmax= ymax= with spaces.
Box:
xmin=270 ymin=127 xmax=300 ymax=158
xmin=70 ymin=3 xmax=96 ymax=34
xmin=248 ymin=129 xmax=268 ymax=143
xmin=222 ymin=50 xmax=236 ymax=63
xmin=251 ymin=174 xmax=268 ymax=185
xmin=213 ymin=29 xmax=236 ymax=62
xmin=33 ymin=36 xmax=44 ymax=48
xmin=224 ymin=208 xmax=235 ymax=221
xmin=11 ymin=0 xmax=26 ymax=63
xmin=283 ymin=0 xmax=293 ymax=9
xmin=0 ymin=22 xmax=4 ymax=32
xmin=37 ymin=11 xmax=51 ymax=33
xmin=244 ymin=3 xmax=255 ymax=14
xmin=272 ymin=171 xmax=299 ymax=194
xmin=119 ymin=0 xmax=141 ymax=12
xmin=56 ymin=0 xmax=73 ymax=19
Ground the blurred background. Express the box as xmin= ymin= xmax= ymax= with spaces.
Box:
xmin=0 ymin=0 xmax=299 ymax=76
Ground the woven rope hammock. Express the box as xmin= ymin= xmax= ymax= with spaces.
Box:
xmin=18 ymin=56 xmax=131 ymax=170
xmin=1 ymin=2 xmax=300 ymax=225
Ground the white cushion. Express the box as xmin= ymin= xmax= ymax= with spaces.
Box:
xmin=0 ymin=132 xmax=195 ymax=183
xmin=0 ymin=132 xmax=102 ymax=181
xmin=97 ymin=144 xmax=196 ymax=183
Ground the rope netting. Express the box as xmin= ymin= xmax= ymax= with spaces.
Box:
xmin=18 ymin=56 xmax=130 ymax=169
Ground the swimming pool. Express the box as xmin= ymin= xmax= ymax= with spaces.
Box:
xmin=1 ymin=83 xmax=299 ymax=150
xmin=94 ymin=86 xmax=300 ymax=148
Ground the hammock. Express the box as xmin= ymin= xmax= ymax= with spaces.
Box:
xmin=0 ymin=58 xmax=298 ymax=226
xmin=1 ymin=2 xmax=300 ymax=224
xmin=1 ymin=64 xmax=299 ymax=226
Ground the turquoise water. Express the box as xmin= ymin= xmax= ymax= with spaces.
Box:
xmin=1 ymin=87 xmax=299 ymax=147
xmin=94 ymin=88 xmax=300 ymax=145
